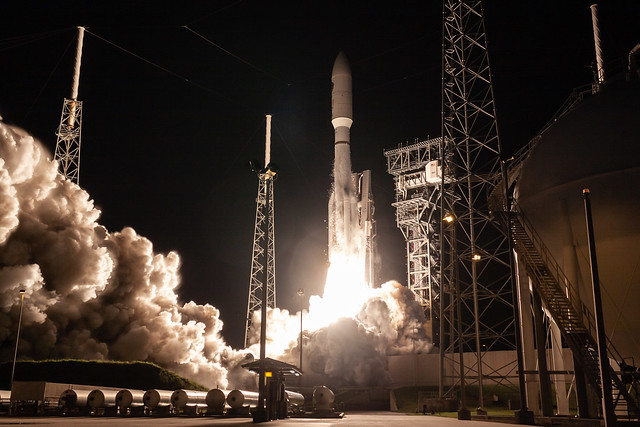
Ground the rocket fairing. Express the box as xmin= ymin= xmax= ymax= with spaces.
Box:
xmin=329 ymin=52 xmax=358 ymax=255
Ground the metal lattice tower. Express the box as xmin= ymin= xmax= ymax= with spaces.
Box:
xmin=385 ymin=138 xmax=444 ymax=343
xmin=244 ymin=116 xmax=277 ymax=348
xmin=54 ymin=27 xmax=85 ymax=185
xmin=439 ymin=0 xmax=515 ymax=403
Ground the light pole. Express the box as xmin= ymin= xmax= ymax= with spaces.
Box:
xmin=11 ymin=289 xmax=25 ymax=389
xmin=297 ymin=288 xmax=304 ymax=372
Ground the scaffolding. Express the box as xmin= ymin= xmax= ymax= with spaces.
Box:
xmin=244 ymin=116 xmax=277 ymax=348
xmin=438 ymin=0 xmax=516 ymax=406
xmin=54 ymin=27 xmax=85 ymax=185
xmin=385 ymin=138 xmax=444 ymax=342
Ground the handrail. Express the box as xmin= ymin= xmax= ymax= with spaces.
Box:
xmin=509 ymin=200 xmax=627 ymax=368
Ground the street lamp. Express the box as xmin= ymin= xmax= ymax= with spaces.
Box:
xmin=11 ymin=289 xmax=26 ymax=389
xmin=297 ymin=288 xmax=304 ymax=372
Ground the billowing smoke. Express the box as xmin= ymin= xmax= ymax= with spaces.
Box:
xmin=0 ymin=120 xmax=254 ymax=389
xmin=0 ymin=118 xmax=430 ymax=391
xmin=247 ymin=280 xmax=431 ymax=388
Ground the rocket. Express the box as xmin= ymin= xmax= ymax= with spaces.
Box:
xmin=328 ymin=51 xmax=377 ymax=286
xmin=328 ymin=52 xmax=358 ymax=256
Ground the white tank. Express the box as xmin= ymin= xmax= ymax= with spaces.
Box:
xmin=60 ymin=389 xmax=91 ymax=408
xmin=313 ymin=386 xmax=334 ymax=411
xmin=516 ymin=76 xmax=640 ymax=361
xmin=142 ymin=389 xmax=173 ymax=408
xmin=87 ymin=389 xmax=118 ymax=408
xmin=115 ymin=389 xmax=145 ymax=410
xmin=170 ymin=389 xmax=208 ymax=409
xmin=226 ymin=389 xmax=259 ymax=409
xmin=205 ymin=388 xmax=229 ymax=410
xmin=285 ymin=390 xmax=305 ymax=410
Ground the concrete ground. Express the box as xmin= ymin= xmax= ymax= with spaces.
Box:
xmin=0 ymin=412 xmax=519 ymax=426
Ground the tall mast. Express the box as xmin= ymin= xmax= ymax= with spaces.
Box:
xmin=439 ymin=0 xmax=515 ymax=413
xmin=54 ymin=26 xmax=85 ymax=184
xmin=245 ymin=115 xmax=277 ymax=348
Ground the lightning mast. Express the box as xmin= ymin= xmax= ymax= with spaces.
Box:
xmin=54 ymin=26 xmax=85 ymax=184
xmin=244 ymin=115 xmax=277 ymax=348
xmin=438 ymin=0 xmax=515 ymax=410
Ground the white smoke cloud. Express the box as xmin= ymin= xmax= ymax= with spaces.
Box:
xmin=0 ymin=120 xmax=251 ymax=388
xmin=0 ymin=119 xmax=430 ymax=391
xmin=248 ymin=281 xmax=431 ymax=388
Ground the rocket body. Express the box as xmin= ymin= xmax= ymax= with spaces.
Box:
xmin=329 ymin=52 xmax=358 ymax=256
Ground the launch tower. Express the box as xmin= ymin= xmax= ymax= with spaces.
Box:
xmin=384 ymin=138 xmax=443 ymax=342
xmin=244 ymin=115 xmax=277 ymax=348
xmin=438 ymin=0 xmax=516 ymax=408
xmin=54 ymin=27 xmax=85 ymax=184
xmin=387 ymin=0 xmax=517 ymax=411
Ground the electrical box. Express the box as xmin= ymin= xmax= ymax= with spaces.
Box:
xmin=425 ymin=160 xmax=442 ymax=183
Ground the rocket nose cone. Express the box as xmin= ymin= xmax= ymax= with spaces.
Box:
xmin=332 ymin=51 xmax=351 ymax=78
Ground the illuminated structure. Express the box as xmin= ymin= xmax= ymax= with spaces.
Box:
xmin=496 ymin=68 xmax=640 ymax=419
xmin=54 ymin=27 xmax=85 ymax=184
xmin=244 ymin=115 xmax=277 ymax=348
xmin=384 ymin=137 xmax=443 ymax=342
xmin=387 ymin=1 xmax=517 ymax=414
xmin=328 ymin=52 xmax=376 ymax=288
xmin=438 ymin=0 xmax=517 ymax=410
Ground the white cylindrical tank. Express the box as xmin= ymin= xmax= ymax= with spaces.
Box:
xmin=59 ymin=389 xmax=91 ymax=408
xmin=142 ymin=389 xmax=173 ymax=409
xmin=116 ymin=389 xmax=145 ymax=410
xmin=226 ymin=389 xmax=259 ymax=409
xmin=313 ymin=386 xmax=334 ymax=411
xmin=170 ymin=389 xmax=208 ymax=410
xmin=516 ymin=77 xmax=640 ymax=361
xmin=205 ymin=388 xmax=229 ymax=411
xmin=87 ymin=389 xmax=118 ymax=408
xmin=285 ymin=390 xmax=305 ymax=411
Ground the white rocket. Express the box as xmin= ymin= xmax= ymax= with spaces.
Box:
xmin=328 ymin=52 xmax=376 ymax=287
xmin=328 ymin=52 xmax=358 ymax=255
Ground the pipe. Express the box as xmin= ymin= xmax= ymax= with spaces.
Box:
xmin=265 ymin=114 xmax=272 ymax=167
xmin=590 ymin=5 xmax=605 ymax=87
xmin=583 ymin=189 xmax=616 ymax=426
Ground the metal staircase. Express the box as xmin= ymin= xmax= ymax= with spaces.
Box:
xmin=494 ymin=206 xmax=640 ymax=418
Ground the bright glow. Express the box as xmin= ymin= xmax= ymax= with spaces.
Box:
xmin=472 ymin=254 xmax=481 ymax=261
xmin=307 ymin=251 xmax=371 ymax=330
xmin=444 ymin=214 xmax=454 ymax=223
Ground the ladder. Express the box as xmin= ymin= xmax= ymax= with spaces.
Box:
xmin=494 ymin=207 xmax=640 ymax=418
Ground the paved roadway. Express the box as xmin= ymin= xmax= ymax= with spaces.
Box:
xmin=0 ymin=412 xmax=518 ymax=426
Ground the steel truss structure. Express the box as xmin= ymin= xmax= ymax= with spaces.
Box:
xmin=244 ymin=174 xmax=276 ymax=348
xmin=439 ymin=0 xmax=515 ymax=403
xmin=54 ymin=99 xmax=83 ymax=184
xmin=385 ymin=138 xmax=444 ymax=343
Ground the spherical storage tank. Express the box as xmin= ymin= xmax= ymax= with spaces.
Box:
xmin=515 ymin=74 xmax=640 ymax=362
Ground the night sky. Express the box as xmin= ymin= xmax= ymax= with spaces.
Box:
xmin=1 ymin=1 xmax=638 ymax=349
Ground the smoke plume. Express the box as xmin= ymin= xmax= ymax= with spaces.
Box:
xmin=0 ymin=120 xmax=254 ymax=388
xmin=0 ymin=119 xmax=430 ymax=390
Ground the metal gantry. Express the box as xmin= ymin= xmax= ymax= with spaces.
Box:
xmin=54 ymin=99 xmax=83 ymax=184
xmin=385 ymin=138 xmax=444 ymax=343
xmin=439 ymin=0 xmax=515 ymax=405
xmin=244 ymin=173 xmax=276 ymax=348
xmin=54 ymin=27 xmax=85 ymax=185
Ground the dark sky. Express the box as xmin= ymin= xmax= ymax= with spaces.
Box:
xmin=1 ymin=1 xmax=638 ymax=349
